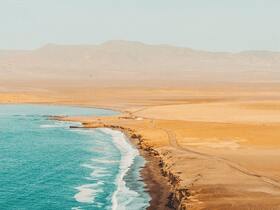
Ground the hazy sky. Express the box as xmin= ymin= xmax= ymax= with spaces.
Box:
xmin=0 ymin=0 xmax=279 ymax=51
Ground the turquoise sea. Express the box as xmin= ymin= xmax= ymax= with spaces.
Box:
xmin=0 ymin=104 xmax=150 ymax=210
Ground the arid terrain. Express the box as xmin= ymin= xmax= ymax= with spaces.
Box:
xmin=1 ymin=41 xmax=280 ymax=209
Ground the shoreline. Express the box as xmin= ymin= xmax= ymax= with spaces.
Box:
xmin=64 ymin=120 xmax=184 ymax=209
xmin=140 ymin=148 xmax=174 ymax=210
xmin=117 ymin=127 xmax=187 ymax=210
xmin=80 ymin=126 xmax=175 ymax=209
xmin=50 ymin=114 xmax=174 ymax=209
xmin=99 ymin=128 xmax=150 ymax=210
xmin=99 ymin=127 xmax=176 ymax=209
xmin=129 ymin=131 xmax=173 ymax=210
xmin=1 ymin=102 xmax=174 ymax=209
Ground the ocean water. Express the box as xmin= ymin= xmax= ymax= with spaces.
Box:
xmin=0 ymin=104 xmax=150 ymax=210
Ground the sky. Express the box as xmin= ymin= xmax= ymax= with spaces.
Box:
xmin=0 ymin=0 xmax=279 ymax=52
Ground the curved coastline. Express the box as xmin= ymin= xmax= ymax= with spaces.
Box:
xmin=1 ymin=103 xmax=175 ymax=209
xmin=52 ymin=112 xmax=174 ymax=210
xmin=99 ymin=128 xmax=150 ymax=210
xmin=1 ymin=104 xmax=152 ymax=209
xmin=0 ymin=104 xmax=137 ymax=209
xmin=47 ymin=107 xmax=152 ymax=209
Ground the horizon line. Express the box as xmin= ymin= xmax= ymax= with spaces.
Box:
xmin=1 ymin=40 xmax=280 ymax=54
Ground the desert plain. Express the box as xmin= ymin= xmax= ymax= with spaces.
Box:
xmin=1 ymin=41 xmax=280 ymax=209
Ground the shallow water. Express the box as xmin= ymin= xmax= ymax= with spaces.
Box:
xmin=0 ymin=104 xmax=150 ymax=210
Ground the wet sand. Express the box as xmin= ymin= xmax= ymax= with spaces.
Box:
xmin=140 ymin=147 xmax=173 ymax=210
xmin=124 ymin=133 xmax=173 ymax=209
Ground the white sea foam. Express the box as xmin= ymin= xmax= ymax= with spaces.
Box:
xmin=99 ymin=128 xmax=139 ymax=210
xmin=81 ymin=163 xmax=95 ymax=169
xmin=40 ymin=124 xmax=65 ymax=128
xmin=70 ymin=129 xmax=95 ymax=134
xmin=90 ymin=168 xmax=108 ymax=177
xmin=75 ymin=128 xmax=149 ymax=209
xmin=91 ymin=159 xmax=118 ymax=164
xmin=74 ymin=183 xmax=102 ymax=203
xmin=71 ymin=207 xmax=82 ymax=210
xmin=81 ymin=164 xmax=109 ymax=176
xmin=39 ymin=121 xmax=74 ymax=128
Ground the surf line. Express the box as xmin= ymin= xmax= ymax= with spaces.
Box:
xmin=99 ymin=128 xmax=139 ymax=210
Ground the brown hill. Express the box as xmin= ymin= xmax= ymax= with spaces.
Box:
xmin=1 ymin=40 xmax=280 ymax=88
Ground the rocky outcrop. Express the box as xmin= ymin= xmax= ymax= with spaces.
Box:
xmin=113 ymin=126 xmax=190 ymax=209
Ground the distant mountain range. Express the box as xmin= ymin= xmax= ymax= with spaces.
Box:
xmin=1 ymin=40 xmax=280 ymax=87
